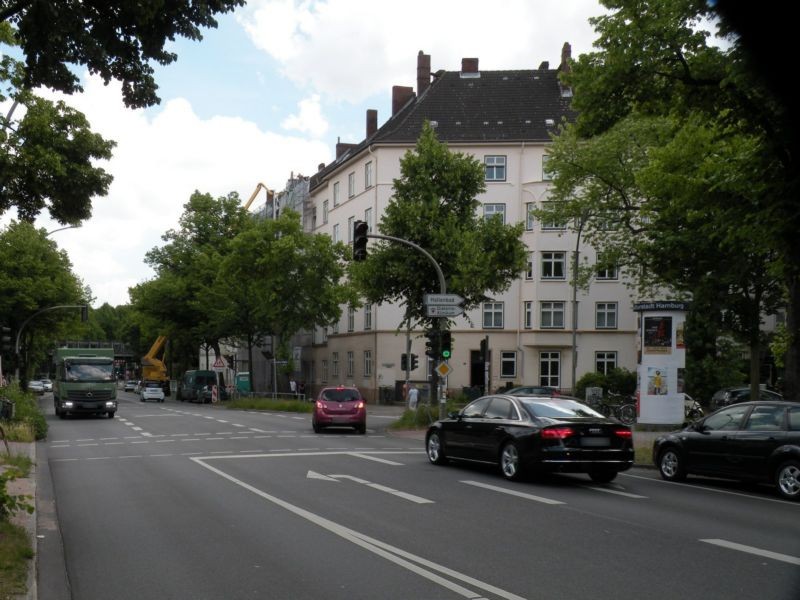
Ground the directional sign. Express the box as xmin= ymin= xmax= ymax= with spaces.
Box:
xmin=424 ymin=293 xmax=464 ymax=306
xmin=426 ymin=305 xmax=464 ymax=317
xmin=435 ymin=362 xmax=452 ymax=378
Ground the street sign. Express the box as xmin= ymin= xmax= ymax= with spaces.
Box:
xmin=212 ymin=356 xmax=226 ymax=368
xmin=424 ymin=293 xmax=464 ymax=306
xmin=435 ymin=362 xmax=452 ymax=377
xmin=426 ymin=305 xmax=464 ymax=317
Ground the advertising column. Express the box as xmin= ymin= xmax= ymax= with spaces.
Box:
xmin=634 ymin=301 xmax=689 ymax=425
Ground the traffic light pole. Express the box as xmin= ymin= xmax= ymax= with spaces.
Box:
xmin=13 ymin=304 xmax=88 ymax=382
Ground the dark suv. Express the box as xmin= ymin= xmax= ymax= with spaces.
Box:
xmin=711 ymin=386 xmax=783 ymax=410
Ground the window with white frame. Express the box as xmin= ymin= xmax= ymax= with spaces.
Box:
xmin=500 ymin=351 xmax=517 ymax=378
xmin=321 ymin=360 xmax=328 ymax=383
xmin=348 ymin=172 xmax=355 ymax=197
xmin=331 ymin=352 xmax=339 ymax=378
xmin=525 ymin=252 xmax=534 ymax=280
xmin=541 ymin=251 xmax=566 ymax=279
xmin=364 ymin=207 xmax=373 ymax=232
xmin=525 ymin=202 xmax=535 ymax=231
xmin=596 ymin=262 xmax=619 ymax=280
xmin=483 ymin=203 xmax=506 ymax=224
xmin=524 ymin=301 xmax=533 ymax=329
xmin=540 ymin=351 xmax=560 ymax=387
xmin=364 ymin=350 xmax=372 ymax=377
xmin=595 ymin=351 xmax=617 ymax=375
xmin=365 ymin=161 xmax=373 ymax=188
xmin=482 ymin=302 xmax=504 ymax=328
xmin=484 ymin=155 xmax=507 ymax=181
xmin=333 ymin=182 xmax=340 ymax=206
xmin=347 ymin=306 xmax=355 ymax=332
xmin=595 ymin=302 xmax=618 ymax=329
xmin=542 ymin=154 xmax=552 ymax=181
xmin=332 ymin=320 xmax=339 ymax=335
xmin=311 ymin=207 xmax=317 ymax=230
xmin=364 ymin=303 xmax=372 ymax=330
xmin=346 ymin=351 xmax=354 ymax=377
xmin=347 ymin=216 xmax=354 ymax=243
xmin=322 ymin=200 xmax=329 ymax=224
xmin=540 ymin=301 xmax=565 ymax=329
xmin=322 ymin=326 xmax=328 ymax=343
xmin=332 ymin=223 xmax=340 ymax=243
xmin=541 ymin=202 xmax=566 ymax=230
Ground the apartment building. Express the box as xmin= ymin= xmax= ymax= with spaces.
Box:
xmin=304 ymin=46 xmax=639 ymax=403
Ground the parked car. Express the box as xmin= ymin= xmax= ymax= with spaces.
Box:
xmin=711 ymin=386 xmax=783 ymax=410
xmin=312 ymin=386 xmax=367 ymax=434
xmin=41 ymin=378 xmax=53 ymax=392
xmin=425 ymin=395 xmax=634 ymax=482
xmin=507 ymin=385 xmax=560 ymax=397
xmin=140 ymin=381 xmax=165 ymax=403
xmin=653 ymin=401 xmax=800 ymax=500
xmin=177 ymin=370 xmax=226 ymax=403
xmin=123 ymin=380 xmax=138 ymax=392
xmin=27 ymin=380 xmax=45 ymax=394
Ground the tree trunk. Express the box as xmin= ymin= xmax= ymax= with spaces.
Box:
xmin=783 ymin=271 xmax=800 ymax=401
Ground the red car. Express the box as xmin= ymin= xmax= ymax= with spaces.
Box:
xmin=312 ymin=386 xmax=367 ymax=434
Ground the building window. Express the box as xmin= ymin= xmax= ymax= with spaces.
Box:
xmin=525 ymin=202 xmax=535 ymax=231
xmin=596 ymin=263 xmax=619 ymax=281
xmin=524 ymin=301 xmax=533 ymax=329
xmin=347 ymin=216 xmax=354 ymax=243
xmin=483 ymin=203 xmax=506 ymax=224
xmin=322 ymin=200 xmax=329 ymax=224
xmin=540 ymin=301 xmax=565 ymax=329
xmin=483 ymin=302 xmax=504 ymax=328
xmin=541 ymin=202 xmax=566 ymax=230
xmin=364 ymin=303 xmax=372 ymax=330
xmin=332 ymin=320 xmax=339 ymax=335
xmin=348 ymin=172 xmax=355 ymax=197
xmin=364 ymin=350 xmax=372 ymax=377
xmin=525 ymin=252 xmax=534 ymax=280
xmin=333 ymin=182 xmax=340 ymax=206
xmin=347 ymin=306 xmax=355 ymax=332
xmin=332 ymin=223 xmax=340 ymax=243
xmin=541 ymin=252 xmax=566 ymax=279
xmin=501 ymin=351 xmax=517 ymax=378
xmin=365 ymin=161 xmax=373 ymax=188
xmin=540 ymin=351 xmax=560 ymax=387
xmin=321 ymin=359 xmax=328 ymax=383
xmin=542 ymin=154 xmax=552 ymax=181
xmin=331 ymin=352 xmax=339 ymax=378
xmin=346 ymin=351 xmax=354 ymax=377
xmin=311 ymin=207 xmax=317 ymax=230
xmin=364 ymin=207 xmax=373 ymax=232
xmin=484 ymin=155 xmax=507 ymax=181
xmin=596 ymin=302 xmax=618 ymax=329
xmin=595 ymin=351 xmax=617 ymax=375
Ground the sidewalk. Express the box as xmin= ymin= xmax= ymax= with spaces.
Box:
xmin=7 ymin=441 xmax=36 ymax=600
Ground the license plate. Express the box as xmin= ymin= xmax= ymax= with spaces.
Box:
xmin=580 ymin=437 xmax=610 ymax=447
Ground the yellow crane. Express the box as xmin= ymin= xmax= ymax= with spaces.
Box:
xmin=141 ymin=336 xmax=169 ymax=391
xmin=244 ymin=182 xmax=274 ymax=210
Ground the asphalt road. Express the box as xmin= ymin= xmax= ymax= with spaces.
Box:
xmin=36 ymin=391 xmax=800 ymax=600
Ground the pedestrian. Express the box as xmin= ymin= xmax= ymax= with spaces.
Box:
xmin=407 ymin=384 xmax=419 ymax=410
xmin=298 ymin=381 xmax=306 ymax=400
xmin=289 ymin=377 xmax=297 ymax=397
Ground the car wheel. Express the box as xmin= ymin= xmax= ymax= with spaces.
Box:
xmin=775 ymin=460 xmax=800 ymax=500
xmin=658 ymin=447 xmax=686 ymax=481
xmin=589 ymin=469 xmax=618 ymax=483
xmin=426 ymin=431 xmax=447 ymax=465
xmin=312 ymin=422 xmax=322 ymax=433
xmin=108 ymin=411 xmax=115 ymax=419
xmin=500 ymin=441 xmax=523 ymax=481
xmin=356 ymin=424 xmax=366 ymax=435
xmin=618 ymin=404 xmax=636 ymax=425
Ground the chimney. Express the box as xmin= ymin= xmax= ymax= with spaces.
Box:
xmin=392 ymin=85 xmax=414 ymax=115
xmin=318 ymin=162 xmax=325 ymax=172
xmin=461 ymin=57 xmax=479 ymax=73
xmin=538 ymin=61 xmax=549 ymax=70
xmin=366 ymin=109 xmax=378 ymax=138
xmin=335 ymin=137 xmax=357 ymax=158
xmin=559 ymin=42 xmax=572 ymax=74
xmin=417 ymin=51 xmax=431 ymax=96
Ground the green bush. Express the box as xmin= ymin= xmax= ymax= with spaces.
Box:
xmin=606 ymin=368 xmax=637 ymax=396
xmin=1 ymin=383 xmax=47 ymax=441
xmin=574 ymin=371 xmax=607 ymax=402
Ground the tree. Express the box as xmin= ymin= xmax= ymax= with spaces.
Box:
xmin=350 ymin=122 xmax=528 ymax=328
xmin=1 ymin=0 xmax=244 ymax=109
xmin=539 ymin=0 xmax=796 ymax=399
xmin=210 ymin=210 xmax=354 ymax=392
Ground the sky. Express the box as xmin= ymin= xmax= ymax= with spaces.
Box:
xmin=2 ymin=0 xmax=609 ymax=307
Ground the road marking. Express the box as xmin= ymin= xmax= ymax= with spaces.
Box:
xmin=216 ymin=420 xmax=229 ymax=423
xmin=76 ymin=438 xmax=95 ymax=442
xmin=232 ymin=424 xmax=246 ymax=428
xmin=622 ymin=473 xmax=799 ymax=505
xmin=349 ymin=453 xmax=404 ymax=466
xmin=700 ymin=539 xmax=800 ymax=566
xmin=583 ymin=486 xmax=647 ymax=499
xmin=327 ymin=474 xmax=433 ymax=504
xmin=461 ymin=480 xmax=565 ymax=505
xmin=78 ymin=443 xmax=98 ymax=447
xmin=195 ymin=458 xmax=523 ymax=600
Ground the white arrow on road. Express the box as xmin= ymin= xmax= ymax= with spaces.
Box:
xmin=306 ymin=471 xmax=434 ymax=504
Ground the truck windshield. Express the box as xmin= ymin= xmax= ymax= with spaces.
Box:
xmin=64 ymin=360 xmax=114 ymax=382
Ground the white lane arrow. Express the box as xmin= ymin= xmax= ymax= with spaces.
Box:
xmin=306 ymin=471 xmax=433 ymax=504
xmin=306 ymin=470 xmax=338 ymax=482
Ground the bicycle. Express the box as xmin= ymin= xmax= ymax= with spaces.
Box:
xmin=592 ymin=393 xmax=637 ymax=425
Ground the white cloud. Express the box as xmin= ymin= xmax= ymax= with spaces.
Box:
xmin=6 ymin=75 xmax=331 ymax=307
xmin=281 ymin=94 xmax=329 ymax=137
xmin=239 ymin=0 xmax=605 ymax=103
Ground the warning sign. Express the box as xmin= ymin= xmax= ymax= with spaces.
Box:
xmin=213 ymin=356 xmax=226 ymax=368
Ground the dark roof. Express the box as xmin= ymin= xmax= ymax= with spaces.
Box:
xmin=310 ymin=67 xmax=575 ymax=192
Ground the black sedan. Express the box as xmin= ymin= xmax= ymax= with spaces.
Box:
xmin=425 ymin=395 xmax=634 ymax=482
xmin=653 ymin=401 xmax=800 ymax=500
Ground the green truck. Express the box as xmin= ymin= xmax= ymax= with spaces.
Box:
xmin=52 ymin=344 xmax=118 ymax=419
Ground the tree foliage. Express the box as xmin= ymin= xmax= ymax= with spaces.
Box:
xmin=350 ymin=122 xmax=528 ymax=329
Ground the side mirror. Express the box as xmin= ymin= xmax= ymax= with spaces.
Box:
xmin=447 ymin=411 xmax=461 ymax=420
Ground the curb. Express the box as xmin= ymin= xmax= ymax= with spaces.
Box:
xmin=8 ymin=440 xmax=36 ymax=600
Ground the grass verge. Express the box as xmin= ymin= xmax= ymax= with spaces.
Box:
xmin=0 ymin=519 xmax=33 ymax=598
xmin=225 ymin=398 xmax=313 ymax=413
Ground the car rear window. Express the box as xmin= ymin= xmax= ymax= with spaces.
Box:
xmin=196 ymin=375 xmax=214 ymax=385
xmin=321 ymin=389 xmax=360 ymax=402
xmin=145 ymin=382 xmax=161 ymax=389
xmin=520 ymin=399 xmax=604 ymax=419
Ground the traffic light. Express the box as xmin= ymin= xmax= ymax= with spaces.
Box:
xmin=410 ymin=354 xmax=418 ymax=371
xmin=479 ymin=336 xmax=488 ymax=363
xmin=401 ymin=353 xmax=408 ymax=371
xmin=1 ymin=326 xmax=11 ymax=352
xmin=440 ymin=331 xmax=452 ymax=359
xmin=424 ymin=331 xmax=439 ymax=358
xmin=353 ymin=220 xmax=368 ymax=261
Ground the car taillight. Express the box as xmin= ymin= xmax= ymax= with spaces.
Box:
xmin=541 ymin=427 xmax=574 ymax=439
xmin=614 ymin=429 xmax=632 ymax=439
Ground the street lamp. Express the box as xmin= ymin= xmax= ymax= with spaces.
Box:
xmin=46 ymin=225 xmax=81 ymax=237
